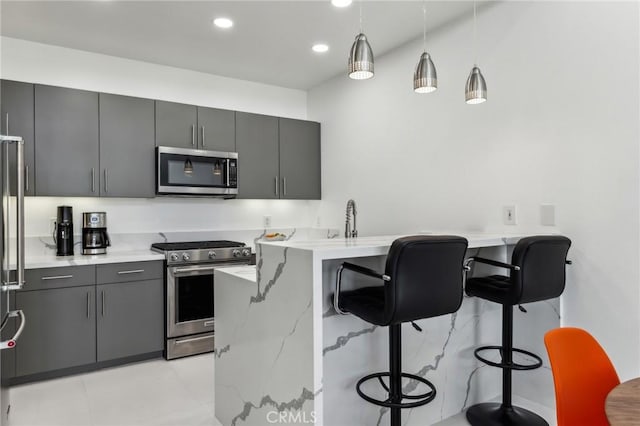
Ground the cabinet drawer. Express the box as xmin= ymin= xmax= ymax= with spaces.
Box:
xmin=97 ymin=261 xmax=163 ymax=284
xmin=23 ymin=266 xmax=95 ymax=291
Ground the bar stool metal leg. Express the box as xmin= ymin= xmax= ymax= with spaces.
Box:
xmin=466 ymin=306 xmax=548 ymax=426
xmin=390 ymin=324 xmax=401 ymax=426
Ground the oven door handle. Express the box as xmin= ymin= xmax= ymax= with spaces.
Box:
xmin=171 ymin=266 xmax=217 ymax=276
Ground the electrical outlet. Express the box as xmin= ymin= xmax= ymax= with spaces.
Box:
xmin=503 ymin=205 xmax=517 ymax=225
xmin=263 ymin=215 xmax=272 ymax=228
xmin=315 ymin=216 xmax=321 ymax=227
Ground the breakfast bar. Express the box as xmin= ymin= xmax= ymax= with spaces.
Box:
xmin=214 ymin=234 xmax=560 ymax=426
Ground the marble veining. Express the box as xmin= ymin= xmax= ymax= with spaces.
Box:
xmin=215 ymin=234 xmax=558 ymax=426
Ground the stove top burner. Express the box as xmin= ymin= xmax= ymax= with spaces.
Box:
xmin=151 ymin=240 xmax=245 ymax=251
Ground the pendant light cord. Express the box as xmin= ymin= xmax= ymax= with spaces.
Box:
xmin=359 ymin=0 xmax=363 ymax=33
xmin=423 ymin=1 xmax=427 ymax=52
xmin=473 ymin=0 xmax=478 ymax=66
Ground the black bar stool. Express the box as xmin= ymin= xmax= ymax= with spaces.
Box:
xmin=333 ymin=235 xmax=469 ymax=426
xmin=464 ymin=235 xmax=571 ymax=426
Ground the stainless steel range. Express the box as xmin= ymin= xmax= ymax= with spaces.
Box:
xmin=151 ymin=240 xmax=251 ymax=359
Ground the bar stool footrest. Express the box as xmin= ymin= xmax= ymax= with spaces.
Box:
xmin=474 ymin=345 xmax=543 ymax=370
xmin=356 ymin=372 xmax=436 ymax=409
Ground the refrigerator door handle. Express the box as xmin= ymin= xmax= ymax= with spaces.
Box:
xmin=0 ymin=310 xmax=25 ymax=350
xmin=1 ymin=136 xmax=25 ymax=291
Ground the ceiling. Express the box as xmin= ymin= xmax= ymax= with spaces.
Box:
xmin=0 ymin=1 xmax=478 ymax=90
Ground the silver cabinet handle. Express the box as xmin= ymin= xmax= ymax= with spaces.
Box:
xmin=101 ymin=291 xmax=105 ymax=316
xmin=201 ymin=126 xmax=205 ymax=147
xmin=117 ymin=269 xmax=144 ymax=275
xmin=0 ymin=310 xmax=25 ymax=350
xmin=191 ymin=125 xmax=195 ymax=146
xmin=41 ymin=275 xmax=73 ymax=281
xmin=87 ymin=292 xmax=90 ymax=318
xmin=104 ymin=169 xmax=108 ymax=193
xmin=275 ymin=176 xmax=279 ymax=196
xmin=4 ymin=113 xmax=8 ymax=135
xmin=25 ymin=165 xmax=29 ymax=193
xmin=283 ymin=177 xmax=287 ymax=196
xmin=91 ymin=168 xmax=95 ymax=192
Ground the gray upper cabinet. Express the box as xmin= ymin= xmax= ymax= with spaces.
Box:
xmin=197 ymin=106 xmax=235 ymax=151
xmin=1 ymin=80 xmax=35 ymax=196
xmin=235 ymin=112 xmax=279 ymax=199
xmin=100 ymin=94 xmax=155 ymax=197
xmin=155 ymin=100 xmax=197 ymax=149
xmin=96 ymin=279 xmax=163 ymax=362
xmin=279 ymin=118 xmax=321 ymax=200
xmin=16 ymin=286 xmax=96 ymax=376
xmin=35 ymin=85 xmax=99 ymax=197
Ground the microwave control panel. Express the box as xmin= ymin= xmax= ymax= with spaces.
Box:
xmin=228 ymin=159 xmax=238 ymax=188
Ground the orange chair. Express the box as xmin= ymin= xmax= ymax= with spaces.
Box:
xmin=544 ymin=327 xmax=620 ymax=426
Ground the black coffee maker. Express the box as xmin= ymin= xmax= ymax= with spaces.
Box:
xmin=54 ymin=206 xmax=74 ymax=256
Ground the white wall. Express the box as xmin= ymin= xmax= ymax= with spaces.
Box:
xmin=0 ymin=37 xmax=318 ymax=236
xmin=308 ymin=1 xmax=640 ymax=380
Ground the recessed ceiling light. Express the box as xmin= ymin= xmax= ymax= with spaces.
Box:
xmin=213 ymin=17 xmax=233 ymax=29
xmin=312 ymin=44 xmax=329 ymax=53
xmin=331 ymin=0 xmax=352 ymax=7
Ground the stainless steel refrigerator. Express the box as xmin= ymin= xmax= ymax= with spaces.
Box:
xmin=0 ymin=135 xmax=27 ymax=426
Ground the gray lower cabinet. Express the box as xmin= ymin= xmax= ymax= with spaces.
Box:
xmin=99 ymin=93 xmax=155 ymax=197
xmin=155 ymin=100 xmax=198 ymax=149
xmin=279 ymin=118 xmax=321 ymax=200
xmin=16 ymin=286 xmax=96 ymax=376
xmin=197 ymin=106 xmax=235 ymax=151
xmin=236 ymin=112 xmax=280 ymax=199
xmin=1 ymin=80 xmax=35 ymax=196
xmin=96 ymin=279 xmax=163 ymax=362
xmin=35 ymin=85 xmax=99 ymax=197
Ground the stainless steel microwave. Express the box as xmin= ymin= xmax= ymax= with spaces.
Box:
xmin=156 ymin=146 xmax=238 ymax=197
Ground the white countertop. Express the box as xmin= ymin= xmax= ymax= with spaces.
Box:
xmin=257 ymin=233 xmax=524 ymax=260
xmin=215 ymin=265 xmax=257 ymax=283
xmin=20 ymin=250 xmax=165 ymax=270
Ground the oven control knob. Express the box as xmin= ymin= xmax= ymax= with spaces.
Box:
xmin=170 ymin=253 xmax=179 ymax=262
xmin=242 ymin=248 xmax=251 ymax=257
xmin=232 ymin=249 xmax=241 ymax=258
xmin=208 ymin=251 xmax=216 ymax=260
xmin=182 ymin=253 xmax=191 ymax=261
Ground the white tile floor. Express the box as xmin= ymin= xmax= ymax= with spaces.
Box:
xmin=10 ymin=354 xmax=222 ymax=426
xmin=9 ymin=354 xmax=555 ymax=426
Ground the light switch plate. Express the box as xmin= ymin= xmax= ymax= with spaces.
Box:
xmin=540 ymin=204 xmax=555 ymax=226
xmin=503 ymin=205 xmax=517 ymax=225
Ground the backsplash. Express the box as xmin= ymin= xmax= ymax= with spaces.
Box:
xmin=19 ymin=197 xmax=322 ymax=237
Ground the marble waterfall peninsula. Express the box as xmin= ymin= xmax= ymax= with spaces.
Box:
xmin=214 ymin=234 xmax=560 ymax=426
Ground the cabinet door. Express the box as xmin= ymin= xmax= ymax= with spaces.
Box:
xmin=35 ymin=85 xmax=99 ymax=196
xmin=235 ymin=112 xmax=279 ymax=199
xmin=16 ymin=286 xmax=96 ymax=376
xmin=197 ymin=107 xmax=235 ymax=151
xmin=96 ymin=279 xmax=163 ymax=362
xmin=100 ymin=93 xmax=155 ymax=197
xmin=1 ymin=80 xmax=35 ymax=196
xmin=155 ymin=100 xmax=197 ymax=149
xmin=279 ymin=118 xmax=321 ymax=200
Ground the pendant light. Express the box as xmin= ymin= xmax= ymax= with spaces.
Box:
xmin=184 ymin=159 xmax=193 ymax=175
xmin=465 ymin=0 xmax=487 ymax=104
xmin=348 ymin=1 xmax=374 ymax=80
xmin=414 ymin=2 xmax=437 ymax=93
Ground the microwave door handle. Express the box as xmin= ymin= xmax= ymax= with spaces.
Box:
xmin=226 ymin=159 xmax=230 ymax=187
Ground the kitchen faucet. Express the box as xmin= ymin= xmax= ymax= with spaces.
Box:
xmin=345 ymin=199 xmax=358 ymax=238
